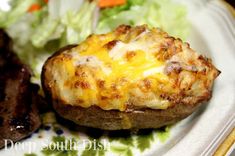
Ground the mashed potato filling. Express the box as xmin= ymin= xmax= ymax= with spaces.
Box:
xmin=45 ymin=25 xmax=219 ymax=111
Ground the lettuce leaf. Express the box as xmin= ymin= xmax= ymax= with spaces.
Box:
xmin=3 ymin=0 xmax=97 ymax=84
xmin=61 ymin=1 xmax=96 ymax=44
xmin=96 ymin=0 xmax=190 ymax=41
xmin=0 ymin=0 xmax=39 ymax=28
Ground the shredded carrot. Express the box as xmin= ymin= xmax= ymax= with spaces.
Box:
xmin=98 ymin=0 xmax=126 ymax=8
xmin=28 ymin=4 xmax=41 ymax=12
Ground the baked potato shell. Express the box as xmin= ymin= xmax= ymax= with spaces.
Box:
xmin=42 ymin=45 xmax=205 ymax=130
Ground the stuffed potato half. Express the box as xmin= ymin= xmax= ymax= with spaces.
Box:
xmin=42 ymin=25 xmax=220 ymax=130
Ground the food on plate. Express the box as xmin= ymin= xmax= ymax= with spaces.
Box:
xmin=98 ymin=0 xmax=126 ymax=8
xmin=42 ymin=25 xmax=220 ymax=130
xmin=0 ymin=30 xmax=41 ymax=148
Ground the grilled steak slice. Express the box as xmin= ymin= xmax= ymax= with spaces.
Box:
xmin=0 ymin=29 xmax=41 ymax=148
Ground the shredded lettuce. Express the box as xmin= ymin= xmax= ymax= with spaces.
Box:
xmin=61 ymin=1 xmax=96 ymax=44
xmin=1 ymin=0 xmax=97 ymax=84
xmin=96 ymin=0 xmax=189 ymax=41
xmin=31 ymin=18 xmax=60 ymax=47
xmin=0 ymin=0 xmax=36 ymax=28
xmin=31 ymin=0 xmax=96 ymax=48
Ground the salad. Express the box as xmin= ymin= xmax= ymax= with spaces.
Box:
xmin=0 ymin=0 xmax=189 ymax=84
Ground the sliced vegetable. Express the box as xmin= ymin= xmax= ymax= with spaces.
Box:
xmin=28 ymin=3 xmax=41 ymax=12
xmin=98 ymin=0 xmax=126 ymax=8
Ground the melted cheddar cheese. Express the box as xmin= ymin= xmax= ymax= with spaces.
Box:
xmin=43 ymin=25 xmax=220 ymax=111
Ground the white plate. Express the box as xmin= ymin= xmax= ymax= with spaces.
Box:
xmin=1 ymin=0 xmax=234 ymax=156
xmin=165 ymin=0 xmax=235 ymax=155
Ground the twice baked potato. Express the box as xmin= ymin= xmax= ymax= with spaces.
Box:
xmin=42 ymin=25 xmax=220 ymax=130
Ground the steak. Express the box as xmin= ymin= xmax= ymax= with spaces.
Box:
xmin=0 ymin=29 xmax=41 ymax=148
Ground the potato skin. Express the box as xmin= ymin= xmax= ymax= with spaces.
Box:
xmin=42 ymin=45 xmax=205 ymax=130
xmin=52 ymin=100 xmax=202 ymax=130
